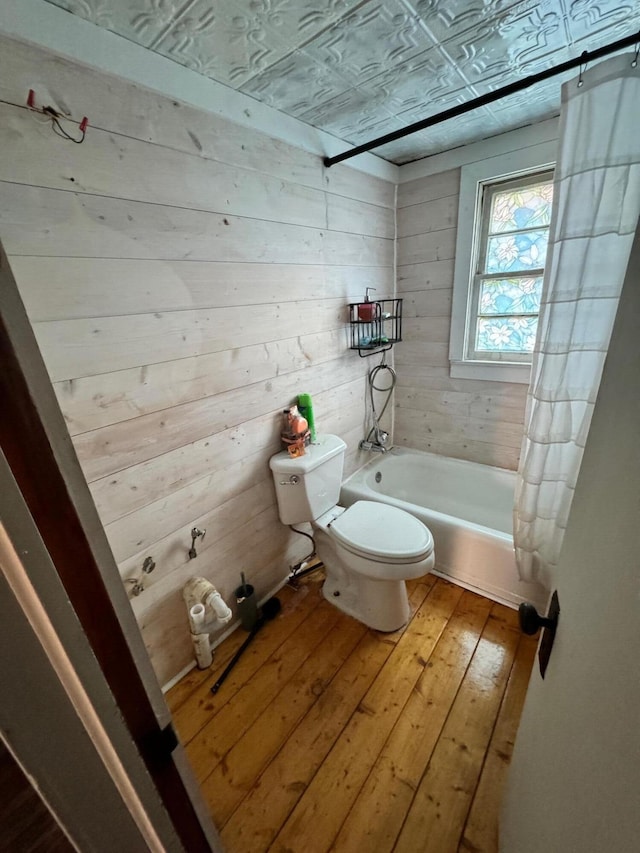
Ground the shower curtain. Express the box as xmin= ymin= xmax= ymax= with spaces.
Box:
xmin=514 ymin=54 xmax=640 ymax=588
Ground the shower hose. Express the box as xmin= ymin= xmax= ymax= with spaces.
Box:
xmin=366 ymin=357 xmax=397 ymax=447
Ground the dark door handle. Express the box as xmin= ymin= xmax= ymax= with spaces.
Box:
xmin=518 ymin=591 xmax=560 ymax=678
xmin=519 ymin=601 xmax=558 ymax=635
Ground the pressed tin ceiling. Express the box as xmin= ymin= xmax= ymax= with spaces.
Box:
xmin=43 ymin=1 xmax=640 ymax=164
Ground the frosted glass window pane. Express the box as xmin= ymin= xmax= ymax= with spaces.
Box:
xmin=485 ymin=231 xmax=548 ymax=273
xmin=490 ymin=183 xmax=553 ymax=233
xmin=476 ymin=317 xmax=538 ymax=353
xmin=479 ymin=277 xmax=543 ymax=315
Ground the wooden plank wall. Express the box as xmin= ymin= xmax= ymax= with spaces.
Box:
xmin=395 ymin=168 xmax=527 ymax=470
xmin=0 ymin=36 xmax=394 ymax=686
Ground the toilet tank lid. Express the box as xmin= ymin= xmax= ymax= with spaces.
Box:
xmin=269 ymin=434 xmax=346 ymax=475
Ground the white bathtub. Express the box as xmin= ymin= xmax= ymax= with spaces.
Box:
xmin=341 ymin=447 xmax=547 ymax=610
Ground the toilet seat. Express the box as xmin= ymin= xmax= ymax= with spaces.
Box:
xmin=328 ymin=501 xmax=433 ymax=565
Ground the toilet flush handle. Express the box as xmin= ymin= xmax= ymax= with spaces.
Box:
xmin=279 ymin=475 xmax=300 ymax=485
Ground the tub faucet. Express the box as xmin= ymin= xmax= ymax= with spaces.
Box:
xmin=360 ymin=426 xmax=389 ymax=453
xmin=359 ymin=439 xmax=388 ymax=453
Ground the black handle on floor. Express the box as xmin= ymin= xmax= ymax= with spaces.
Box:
xmin=210 ymin=597 xmax=281 ymax=695
xmin=210 ymin=619 xmax=263 ymax=695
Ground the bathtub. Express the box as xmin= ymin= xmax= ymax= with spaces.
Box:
xmin=341 ymin=447 xmax=547 ymax=610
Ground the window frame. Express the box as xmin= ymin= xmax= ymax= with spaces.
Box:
xmin=469 ymin=169 xmax=554 ymax=364
xmin=449 ymin=142 xmax=556 ymax=384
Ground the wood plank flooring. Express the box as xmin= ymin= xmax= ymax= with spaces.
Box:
xmin=167 ymin=569 xmax=537 ymax=853
xmin=0 ymin=741 xmax=73 ymax=852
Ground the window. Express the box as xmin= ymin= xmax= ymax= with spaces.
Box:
xmin=470 ymin=171 xmax=553 ymax=362
xmin=449 ymin=143 xmax=556 ymax=383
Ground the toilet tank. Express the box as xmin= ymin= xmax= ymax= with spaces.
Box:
xmin=269 ymin=434 xmax=347 ymax=525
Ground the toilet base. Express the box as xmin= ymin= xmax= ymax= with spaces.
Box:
xmin=315 ymin=528 xmax=412 ymax=632
xmin=321 ymin=571 xmax=410 ymax=632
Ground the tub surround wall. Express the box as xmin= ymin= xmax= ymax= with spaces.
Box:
xmin=0 ymin=35 xmax=394 ymax=685
xmin=395 ymin=168 xmax=530 ymax=470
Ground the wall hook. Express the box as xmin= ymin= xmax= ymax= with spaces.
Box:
xmin=125 ymin=555 xmax=156 ymax=597
xmin=142 ymin=556 xmax=156 ymax=574
xmin=188 ymin=527 xmax=206 ymax=560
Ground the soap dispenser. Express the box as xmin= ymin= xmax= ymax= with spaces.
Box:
xmin=358 ymin=287 xmax=378 ymax=321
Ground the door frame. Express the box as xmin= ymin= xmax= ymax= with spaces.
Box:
xmin=1 ymin=469 xmax=166 ymax=852
xmin=0 ymin=241 xmax=221 ymax=851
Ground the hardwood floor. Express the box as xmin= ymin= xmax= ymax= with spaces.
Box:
xmin=167 ymin=568 xmax=537 ymax=853
xmin=0 ymin=741 xmax=73 ymax=853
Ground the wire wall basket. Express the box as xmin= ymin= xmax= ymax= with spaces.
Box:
xmin=348 ymin=298 xmax=403 ymax=357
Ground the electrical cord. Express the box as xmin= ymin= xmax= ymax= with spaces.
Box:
xmin=26 ymin=101 xmax=87 ymax=144
xmin=50 ymin=115 xmax=86 ymax=144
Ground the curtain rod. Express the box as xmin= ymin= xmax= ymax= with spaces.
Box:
xmin=323 ymin=30 xmax=640 ymax=167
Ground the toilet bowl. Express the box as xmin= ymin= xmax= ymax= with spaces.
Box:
xmin=269 ymin=434 xmax=435 ymax=632
xmin=314 ymin=501 xmax=434 ymax=631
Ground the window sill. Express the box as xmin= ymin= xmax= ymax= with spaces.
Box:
xmin=450 ymin=359 xmax=531 ymax=384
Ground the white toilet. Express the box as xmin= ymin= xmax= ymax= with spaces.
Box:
xmin=269 ymin=434 xmax=435 ymax=632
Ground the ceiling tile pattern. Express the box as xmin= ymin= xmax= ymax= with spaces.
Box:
xmin=44 ymin=0 xmax=640 ymax=163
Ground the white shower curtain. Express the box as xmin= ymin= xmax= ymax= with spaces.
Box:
xmin=514 ymin=54 xmax=640 ymax=588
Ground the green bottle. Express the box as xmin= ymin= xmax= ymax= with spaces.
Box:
xmin=297 ymin=393 xmax=316 ymax=442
